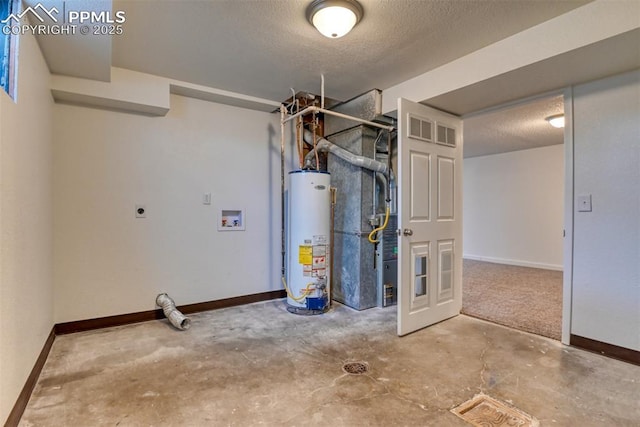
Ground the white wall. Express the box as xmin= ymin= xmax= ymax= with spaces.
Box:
xmin=53 ymin=95 xmax=282 ymax=322
xmin=571 ymin=70 xmax=640 ymax=350
xmin=463 ymin=144 xmax=564 ymax=270
xmin=0 ymin=31 xmax=54 ymax=424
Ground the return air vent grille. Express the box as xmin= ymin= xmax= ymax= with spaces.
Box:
xmin=436 ymin=124 xmax=456 ymax=147
xmin=408 ymin=114 xmax=433 ymax=142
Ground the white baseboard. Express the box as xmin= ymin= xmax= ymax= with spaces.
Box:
xmin=463 ymin=254 xmax=563 ymax=271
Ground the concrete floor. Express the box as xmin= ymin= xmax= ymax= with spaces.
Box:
xmin=21 ymin=300 xmax=640 ymax=426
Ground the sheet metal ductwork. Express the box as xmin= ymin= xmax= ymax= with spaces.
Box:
xmin=320 ymin=89 xmax=397 ymax=310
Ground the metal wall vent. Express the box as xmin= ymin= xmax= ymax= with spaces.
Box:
xmin=436 ymin=124 xmax=456 ymax=147
xmin=408 ymin=114 xmax=433 ymax=142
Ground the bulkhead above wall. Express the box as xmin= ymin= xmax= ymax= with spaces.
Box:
xmin=50 ymin=67 xmax=280 ymax=116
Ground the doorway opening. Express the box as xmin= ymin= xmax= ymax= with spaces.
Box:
xmin=461 ymin=94 xmax=565 ymax=340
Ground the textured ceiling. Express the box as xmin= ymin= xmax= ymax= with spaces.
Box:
xmin=463 ymin=95 xmax=564 ymax=158
xmin=24 ymin=0 xmax=112 ymax=81
xmin=111 ymin=0 xmax=589 ymax=103
xmin=426 ymin=28 xmax=640 ymax=116
xmin=29 ymin=0 xmax=611 ymax=158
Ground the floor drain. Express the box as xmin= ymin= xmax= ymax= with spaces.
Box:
xmin=342 ymin=361 xmax=369 ymax=375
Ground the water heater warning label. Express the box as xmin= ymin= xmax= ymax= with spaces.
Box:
xmin=313 ymin=245 xmax=326 ymax=256
xmin=303 ymin=265 xmax=312 ymax=276
xmin=313 ymin=235 xmax=327 ymax=245
xmin=312 ymin=256 xmax=326 ymax=268
xmin=299 ymin=245 xmax=313 ymax=264
xmin=300 ymin=242 xmax=328 ymax=278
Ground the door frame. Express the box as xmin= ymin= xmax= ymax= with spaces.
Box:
xmin=562 ymin=87 xmax=574 ymax=345
xmin=448 ymin=88 xmax=573 ymax=344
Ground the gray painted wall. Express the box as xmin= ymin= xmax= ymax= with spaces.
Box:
xmin=463 ymin=144 xmax=564 ymax=270
xmin=53 ymin=95 xmax=282 ymax=323
xmin=0 ymin=30 xmax=54 ymax=424
xmin=571 ymin=70 xmax=640 ymax=350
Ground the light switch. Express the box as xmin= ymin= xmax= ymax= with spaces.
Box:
xmin=577 ymin=194 xmax=592 ymax=212
xmin=203 ymin=193 xmax=211 ymax=205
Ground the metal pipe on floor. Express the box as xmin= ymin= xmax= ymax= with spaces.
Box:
xmin=156 ymin=293 xmax=191 ymax=330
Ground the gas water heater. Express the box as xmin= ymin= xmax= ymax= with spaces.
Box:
xmin=286 ymin=170 xmax=331 ymax=313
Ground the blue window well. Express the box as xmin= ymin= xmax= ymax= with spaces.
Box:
xmin=0 ymin=0 xmax=19 ymax=100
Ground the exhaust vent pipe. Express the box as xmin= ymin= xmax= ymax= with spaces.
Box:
xmin=303 ymin=130 xmax=391 ymax=176
xmin=156 ymin=293 xmax=191 ymax=330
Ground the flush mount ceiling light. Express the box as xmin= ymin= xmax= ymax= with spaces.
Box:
xmin=306 ymin=0 xmax=363 ymax=39
xmin=545 ymin=114 xmax=565 ymax=128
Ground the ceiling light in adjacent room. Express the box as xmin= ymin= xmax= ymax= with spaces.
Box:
xmin=307 ymin=0 xmax=363 ymax=39
xmin=546 ymin=114 xmax=565 ymax=128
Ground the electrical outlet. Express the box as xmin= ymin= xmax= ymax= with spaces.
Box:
xmin=203 ymin=193 xmax=211 ymax=205
xmin=577 ymin=195 xmax=592 ymax=212
xmin=135 ymin=204 xmax=146 ymax=218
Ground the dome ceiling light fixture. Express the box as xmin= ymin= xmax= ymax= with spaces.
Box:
xmin=545 ymin=114 xmax=565 ymax=128
xmin=306 ymin=0 xmax=364 ymax=39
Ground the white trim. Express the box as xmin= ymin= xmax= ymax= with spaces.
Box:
xmin=561 ymin=88 xmax=575 ymax=346
xmin=463 ymin=254 xmax=563 ymax=272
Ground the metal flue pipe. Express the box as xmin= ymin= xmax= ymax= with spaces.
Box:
xmin=302 ymin=130 xmax=391 ymax=176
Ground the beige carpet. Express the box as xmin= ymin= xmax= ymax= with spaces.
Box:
xmin=462 ymin=259 xmax=562 ymax=340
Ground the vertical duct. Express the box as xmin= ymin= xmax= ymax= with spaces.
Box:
xmin=324 ymin=89 xmax=390 ymax=310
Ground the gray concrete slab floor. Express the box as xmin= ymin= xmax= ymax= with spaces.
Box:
xmin=20 ymin=300 xmax=640 ymax=426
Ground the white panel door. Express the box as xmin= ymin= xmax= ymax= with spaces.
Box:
xmin=397 ymin=98 xmax=463 ymax=336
